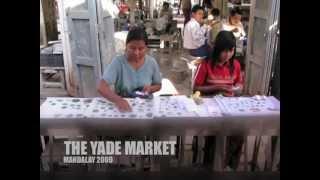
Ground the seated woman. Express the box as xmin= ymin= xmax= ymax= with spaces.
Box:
xmin=160 ymin=2 xmax=173 ymax=21
xmin=193 ymin=31 xmax=244 ymax=169
xmin=97 ymin=27 xmax=162 ymax=112
xmin=222 ymin=7 xmax=246 ymax=39
xmin=194 ymin=30 xmax=243 ymax=96
xmin=222 ymin=7 xmax=246 ymax=58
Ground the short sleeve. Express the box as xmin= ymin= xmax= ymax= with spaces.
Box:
xmin=233 ymin=60 xmax=243 ymax=86
xmin=239 ymin=23 xmax=246 ymax=37
xmin=221 ymin=22 xmax=232 ymax=31
xmin=151 ymin=58 xmax=162 ymax=85
xmin=102 ymin=56 xmax=121 ymax=85
xmin=194 ymin=61 xmax=208 ymax=86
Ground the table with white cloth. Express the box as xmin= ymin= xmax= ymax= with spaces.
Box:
xmin=40 ymin=95 xmax=280 ymax=171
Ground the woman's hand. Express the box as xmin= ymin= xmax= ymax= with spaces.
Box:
xmin=142 ymin=85 xmax=152 ymax=94
xmin=194 ymin=84 xmax=233 ymax=95
xmin=143 ymin=84 xmax=161 ymax=94
xmin=114 ymin=98 xmax=132 ymax=112
xmin=232 ymin=28 xmax=239 ymax=32
xmin=218 ymin=86 xmax=233 ymax=96
xmin=232 ymin=85 xmax=243 ymax=96
xmin=214 ymin=85 xmax=233 ymax=92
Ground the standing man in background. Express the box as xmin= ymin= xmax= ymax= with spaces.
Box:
xmin=181 ymin=0 xmax=192 ymax=25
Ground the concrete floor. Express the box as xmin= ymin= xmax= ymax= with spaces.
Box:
xmin=150 ymin=47 xmax=193 ymax=96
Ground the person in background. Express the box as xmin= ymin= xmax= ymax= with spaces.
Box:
xmin=97 ymin=27 xmax=162 ymax=112
xmin=159 ymin=2 xmax=174 ymax=33
xmin=183 ymin=5 xmax=210 ymax=57
xmin=207 ymin=8 xmax=223 ymax=48
xmin=202 ymin=0 xmax=214 ymax=15
xmin=181 ymin=0 xmax=192 ymax=25
xmin=222 ymin=7 xmax=246 ymax=39
xmin=222 ymin=7 xmax=246 ymax=75
xmin=160 ymin=2 xmax=173 ymax=21
xmin=118 ymin=0 xmax=129 ymax=16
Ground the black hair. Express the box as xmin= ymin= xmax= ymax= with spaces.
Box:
xmin=191 ymin=4 xmax=204 ymax=13
xmin=203 ymin=0 xmax=213 ymax=9
xmin=230 ymin=7 xmax=242 ymax=16
xmin=211 ymin=8 xmax=220 ymax=16
xmin=126 ymin=26 xmax=148 ymax=45
xmin=210 ymin=31 xmax=236 ymax=75
xmin=163 ymin=2 xmax=169 ymax=7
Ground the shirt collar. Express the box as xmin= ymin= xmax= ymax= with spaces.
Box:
xmin=217 ymin=60 xmax=230 ymax=68
xmin=191 ymin=18 xmax=200 ymax=25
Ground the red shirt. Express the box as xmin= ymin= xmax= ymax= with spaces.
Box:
xmin=194 ymin=59 xmax=243 ymax=96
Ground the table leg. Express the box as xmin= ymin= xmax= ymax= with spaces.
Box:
xmin=237 ymin=139 xmax=246 ymax=171
xmin=59 ymin=70 xmax=66 ymax=89
xmin=213 ymin=135 xmax=226 ymax=171
xmin=179 ymin=135 xmax=193 ymax=167
xmin=265 ymin=136 xmax=273 ymax=170
xmin=245 ymin=136 xmax=257 ymax=171
xmin=40 ymin=70 xmax=43 ymax=89
xmin=255 ymin=136 xmax=272 ymax=171
xmin=49 ymin=136 xmax=54 ymax=174
xmin=135 ymin=155 xmax=144 ymax=171
xmin=272 ymin=137 xmax=280 ymax=171
xmin=196 ymin=136 xmax=205 ymax=165
xmin=150 ymin=135 xmax=171 ymax=171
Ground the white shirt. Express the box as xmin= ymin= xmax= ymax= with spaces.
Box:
xmin=221 ymin=19 xmax=246 ymax=54
xmin=221 ymin=19 xmax=246 ymax=38
xmin=183 ymin=18 xmax=207 ymax=49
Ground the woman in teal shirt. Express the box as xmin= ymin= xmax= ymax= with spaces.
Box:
xmin=97 ymin=27 xmax=162 ymax=112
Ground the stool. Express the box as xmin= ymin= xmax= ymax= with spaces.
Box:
xmin=40 ymin=67 xmax=66 ymax=89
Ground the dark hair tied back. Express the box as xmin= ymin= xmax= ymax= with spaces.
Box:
xmin=126 ymin=26 xmax=148 ymax=45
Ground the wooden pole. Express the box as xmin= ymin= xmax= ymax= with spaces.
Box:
xmin=40 ymin=0 xmax=47 ymax=46
xmin=41 ymin=0 xmax=59 ymax=41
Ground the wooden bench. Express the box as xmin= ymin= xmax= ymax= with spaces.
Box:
xmin=40 ymin=67 xmax=66 ymax=89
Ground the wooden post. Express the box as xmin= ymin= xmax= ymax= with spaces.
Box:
xmin=56 ymin=0 xmax=78 ymax=96
xmin=213 ymin=0 xmax=229 ymax=19
xmin=41 ymin=0 xmax=59 ymax=41
xmin=150 ymin=0 xmax=156 ymax=19
xmin=40 ymin=0 xmax=47 ymax=46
